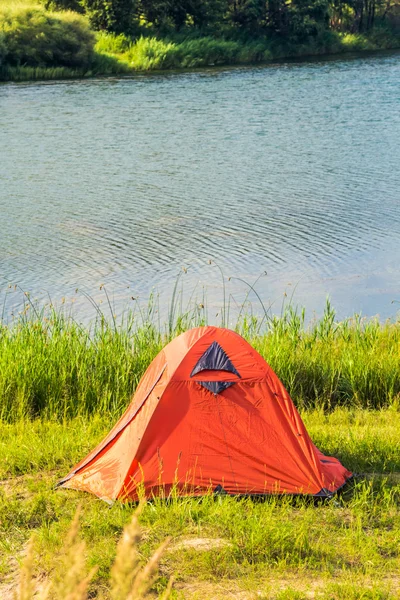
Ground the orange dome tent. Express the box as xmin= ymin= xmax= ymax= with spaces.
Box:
xmin=58 ymin=326 xmax=351 ymax=502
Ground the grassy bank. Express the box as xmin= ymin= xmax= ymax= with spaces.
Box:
xmin=1 ymin=302 xmax=400 ymax=421
xmin=93 ymin=27 xmax=400 ymax=73
xmin=1 ymin=410 xmax=399 ymax=598
xmin=3 ymin=30 xmax=400 ymax=82
xmin=1 ymin=302 xmax=399 ymax=597
xmin=1 ymin=1 xmax=399 ymax=82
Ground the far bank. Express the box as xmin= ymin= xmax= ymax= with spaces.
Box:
xmin=1 ymin=30 xmax=400 ymax=82
xmin=1 ymin=0 xmax=400 ymax=82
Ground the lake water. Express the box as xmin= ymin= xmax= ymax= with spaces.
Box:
xmin=1 ymin=52 xmax=400 ymax=324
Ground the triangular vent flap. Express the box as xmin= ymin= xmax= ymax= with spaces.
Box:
xmin=190 ymin=341 xmax=240 ymax=378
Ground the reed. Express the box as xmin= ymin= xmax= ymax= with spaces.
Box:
xmin=0 ymin=291 xmax=400 ymax=421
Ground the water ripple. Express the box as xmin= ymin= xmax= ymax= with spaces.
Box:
xmin=1 ymin=53 xmax=400 ymax=320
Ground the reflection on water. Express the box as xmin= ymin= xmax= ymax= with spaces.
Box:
xmin=1 ymin=53 xmax=400 ymax=323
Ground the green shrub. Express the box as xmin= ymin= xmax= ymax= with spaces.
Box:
xmin=0 ymin=6 xmax=95 ymax=68
xmin=340 ymin=32 xmax=374 ymax=50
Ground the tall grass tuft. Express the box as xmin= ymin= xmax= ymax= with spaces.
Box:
xmin=122 ymin=36 xmax=272 ymax=70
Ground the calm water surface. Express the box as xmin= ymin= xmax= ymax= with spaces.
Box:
xmin=1 ymin=53 xmax=400 ymax=323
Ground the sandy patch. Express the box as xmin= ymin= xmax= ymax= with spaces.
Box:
xmin=170 ymin=537 xmax=232 ymax=552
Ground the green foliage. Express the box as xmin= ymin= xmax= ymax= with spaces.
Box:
xmin=0 ymin=52 xmax=129 ymax=80
xmin=124 ymin=35 xmax=175 ymax=68
xmin=138 ymin=0 xmax=223 ymax=30
xmin=0 ymin=5 xmax=95 ymax=68
xmin=187 ymin=0 xmax=227 ymax=29
xmin=123 ymin=35 xmax=272 ymax=69
xmin=287 ymin=0 xmax=330 ymax=41
xmin=227 ymin=0 xmax=267 ymax=29
xmin=80 ymin=0 xmax=137 ymax=33
xmin=41 ymin=0 xmax=84 ymax=13
xmin=1 ymin=0 xmax=399 ymax=80
xmin=139 ymin=0 xmax=226 ymax=30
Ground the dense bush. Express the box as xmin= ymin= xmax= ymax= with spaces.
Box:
xmin=287 ymin=0 xmax=330 ymax=41
xmin=0 ymin=6 xmax=95 ymax=68
xmin=139 ymin=0 xmax=227 ymax=30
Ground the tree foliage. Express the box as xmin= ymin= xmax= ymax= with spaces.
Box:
xmin=287 ymin=0 xmax=330 ymax=40
xmin=80 ymin=0 xmax=137 ymax=33
xmin=4 ymin=0 xmax=398 ymax=56
xmin=42 ymin=0 xmax=84 ymax=13
xmin=68 ymin=0 xmax=400 ymax=36
xmin=139 ymin=0 xmax=226 ymax=30
xmin=227 ymin=0 xmax=267 ymax=29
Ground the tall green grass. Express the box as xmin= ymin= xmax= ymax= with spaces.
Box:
xmin=121 ymin=36 xmax=273 ymax=70
xmin=1 ymin=293 xmax=400 ymax=421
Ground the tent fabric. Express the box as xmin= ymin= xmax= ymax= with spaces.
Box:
xmin=58 ymin=326 xmax=352 ymax=502
xmin=196 ymin=380 xmax=237 ymax=395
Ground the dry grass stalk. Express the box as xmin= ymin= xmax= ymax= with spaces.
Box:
xmin=14 ymin=503 xmax=172 ymax=600
xmin=111 ymin=502 xmax=172 ymax=600
xmin=13 ymin=537 xmax=51 ymax=600
xmin=14 ymin=537 xmax=35 ymax=600
xmin=126 ymin=537 xmax=171 ymax=600
xmin=53 ymin=504 xmax=97 ymax=600
xmin=110 ymin=503 xmax=144 ymax=600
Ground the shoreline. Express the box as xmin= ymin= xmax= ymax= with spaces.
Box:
xmin=1 ymin=39 xmax=399 ymax=84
